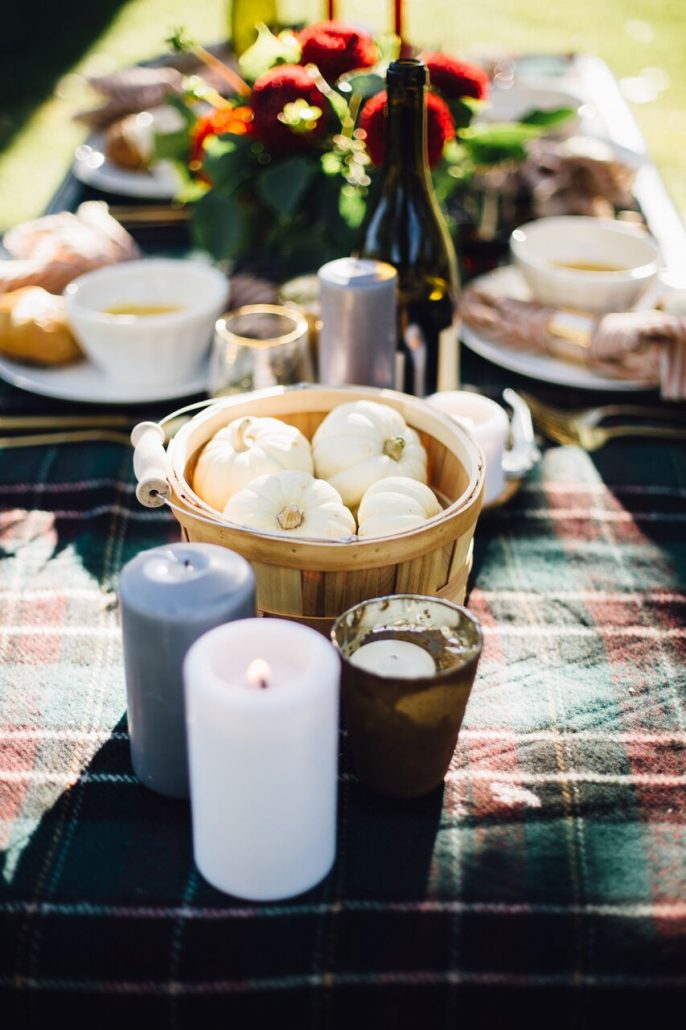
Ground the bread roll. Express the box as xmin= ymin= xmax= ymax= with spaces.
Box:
xmin=0 ymin=287 xmax=82 ymax=365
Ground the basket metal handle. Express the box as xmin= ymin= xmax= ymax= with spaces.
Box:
xmin=131 ymin=421 xmax=171 ymax=508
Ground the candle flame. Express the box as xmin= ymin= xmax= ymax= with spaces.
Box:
xmin=246 ymin=658 xmax=270 ymax=690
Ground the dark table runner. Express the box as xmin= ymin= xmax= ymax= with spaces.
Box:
xmin=1 ymin=52 xmax=686 ymax=1029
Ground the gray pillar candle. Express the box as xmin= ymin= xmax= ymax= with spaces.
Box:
xmin=318 ymin=258 xmax=397 ymax=388
xmin=119 ymin=543 xmax=255 ymax=799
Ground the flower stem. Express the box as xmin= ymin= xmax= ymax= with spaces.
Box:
xmin=193 ymin=43 xmax=252 ymax=98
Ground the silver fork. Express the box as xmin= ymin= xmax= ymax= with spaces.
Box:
xmin=521 ymin=394 xmax=686 ymax=450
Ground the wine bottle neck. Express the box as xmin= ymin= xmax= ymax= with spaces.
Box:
xmin=382 ymin=81 xmax=430 ymax=186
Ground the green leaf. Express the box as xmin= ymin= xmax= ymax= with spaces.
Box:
xmin=321 ymin=152 xmax=343 ymax=176
xmin=338 ymin=185 xmax=367 ymax=229
xmin=520 ymin=105 xmax=576 ymax=128
xmin=165 ymin=92 xmax=199 ymax=127
xmin=446 ymin=97 xmax=479 ymax=131
xmin=342 ymin=72 xmax=385 ymax=100
xmin=322 ymin=86 xmax=348 ymax=124
xmin=239 ymin=23 xmax=301 ymax=82
xmin=375 ymin=33 xmax=401 ymax=64
xmin=191 ymin=189 xmax=259 ymax=260
xmin=152 ymin=127 xmax=190 ymax=164
xmin=202 ymin=134 xmax=255 ymax=190
xmin=169 ymin=162 xmax=207 ymax=204
xmin=459 ymin=122 xmax=541 ymax=166
xmin=255 ymin=155 xmax=317 ymax=217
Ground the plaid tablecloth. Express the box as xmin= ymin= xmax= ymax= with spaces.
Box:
xmin=0 ymin=378 xmax=684 ymax=1027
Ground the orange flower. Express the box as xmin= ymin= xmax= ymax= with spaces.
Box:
xmin=190 ymin=106 xmax=253 ymax=167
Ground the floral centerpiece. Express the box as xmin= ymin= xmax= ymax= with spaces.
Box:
xmin=159 ymin=21 xmax=573 ymax=279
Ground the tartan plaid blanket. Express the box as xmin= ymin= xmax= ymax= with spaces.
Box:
xmin=0 ymin=427 xmax=685 ymax=1028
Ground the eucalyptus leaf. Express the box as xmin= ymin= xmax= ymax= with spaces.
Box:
xmin=255 ymin=155 xmax=317 ymax=217
xmin=239 ymin=22 xmax=301 ymax=82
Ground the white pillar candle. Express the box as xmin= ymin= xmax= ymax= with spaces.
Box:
xmin=184 ymin=618 xmax=340 ymax=901
xmin=350 ymin=639 xmax=436 ymax=678
xmin=427 ymin=391 xmax=510 ymax=505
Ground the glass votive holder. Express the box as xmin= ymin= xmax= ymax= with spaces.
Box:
xmin=331 ymin=595 xmax=483 ymax=800
xmin=278 ymin=274 xmax=321 ymax=378
xmin=209 ymin=304 xmax=313 ymax=396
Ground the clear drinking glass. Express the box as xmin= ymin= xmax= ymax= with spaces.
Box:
xmin=332 ymin=595 xmax=483 ymax=799
xmin=209 ymin=304 xmax=313 ymax=396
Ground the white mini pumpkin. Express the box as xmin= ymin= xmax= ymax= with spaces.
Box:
xmin=193 ymin=415 xmax=313 ymax=512
xmin=357 ymin=476 xmax=442 ymax=538
xmin=224 ymin=470 xmax=356 ymax=539
xmin=312 ymin=400 xmax=428 ymax=508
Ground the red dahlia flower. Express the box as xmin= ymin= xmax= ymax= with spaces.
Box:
xmin=190 ymin=106 xmax=253 ymax=165
xmin=299 ymin=20 xmax=377 ymax=82
xmin=422 ymin=53 xmax=489 ymax=100
xmin=250 ymin=65 xmax=330 ymax=153
xmin=359 ymin=90 xmax=456 ymax=168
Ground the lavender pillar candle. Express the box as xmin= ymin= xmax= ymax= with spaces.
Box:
xmin=119 ymin=543 xmax=255 ymax=798
xmin=318 ymin=257 xmax=398 ymax=388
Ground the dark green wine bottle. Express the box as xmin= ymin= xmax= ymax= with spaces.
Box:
xmin=357 ymin=59 xmax=460 ymax=396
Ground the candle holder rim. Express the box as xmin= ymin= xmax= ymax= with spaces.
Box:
xmin=215 ymin=304 xmax=309 ymax=349
xmin=330 ymin=592 xmax=483 ymax=682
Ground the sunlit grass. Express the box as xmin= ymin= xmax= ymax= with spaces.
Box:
xmin=0 ymin=0 xmax=684 ymax=231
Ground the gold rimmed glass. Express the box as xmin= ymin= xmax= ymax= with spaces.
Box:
xmin=209 ymin=304 xmax=313 ymax=396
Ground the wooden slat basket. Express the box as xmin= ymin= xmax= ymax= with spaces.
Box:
xmin=165 ymin=384 xmax=485 ymax=631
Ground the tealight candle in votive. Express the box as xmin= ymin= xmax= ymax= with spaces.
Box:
xmin=332 ymin=595 xmax=483 ymax=799
xmin=184 ymin=618 xmax=340 ymax=901
xmin=427 ymin=391 xmax=509 ymax=505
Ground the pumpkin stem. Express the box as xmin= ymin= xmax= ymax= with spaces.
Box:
xmin=383 ymin=436 xmax=406 ymax=461
xmin=276 ymin=503 xmax=304 ymax=531
xmin=233 ymin=418 xmax=253 ymax=453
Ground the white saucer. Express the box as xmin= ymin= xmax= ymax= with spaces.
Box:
xmin=73 ymin=135 xmax=179 ymax=200
xmin=0 ymin=353 xmax=209 ymax=405
xmin=462 ymin=266 xmax=655 ymax=392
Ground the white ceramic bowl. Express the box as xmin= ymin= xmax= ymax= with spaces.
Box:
xmin=510 ymin=217 xmax=660 ymax=313
xmin=65 ymin=259 xmax=229 ymax=385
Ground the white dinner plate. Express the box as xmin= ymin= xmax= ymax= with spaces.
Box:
xmin=0 ymin=353 xmax=209 ymax=405
xmin=461 ymin=266 xmax=656 ymax=392
xmin=73 ymin=134 xmax=179 ymax=200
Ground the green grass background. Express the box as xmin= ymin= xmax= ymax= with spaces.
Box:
xmin=0 ymin=0 xmax=684 ymax=232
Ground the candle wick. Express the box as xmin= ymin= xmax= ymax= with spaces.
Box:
xmin=183 ymin=559 xmax=191 ymax=568
xmin=246 ymin=658 xmax=271 ymax=690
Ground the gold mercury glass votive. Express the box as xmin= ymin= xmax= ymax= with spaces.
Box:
xmin=332 ymin=595 xmax=483 ymax=799
xmin=210 ymin=304 xmax=313 ymax=396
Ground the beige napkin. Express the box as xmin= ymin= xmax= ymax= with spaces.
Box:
xmin=460 ymin=284 xmax=686 ymax=398
xmin=74 ymin=68 xmax=184 ymax=130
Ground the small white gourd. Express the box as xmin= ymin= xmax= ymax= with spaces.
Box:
xmin=193 ymin=415 xmax=313 ymax=512
xmin=357 ymin=477 xmax=441 ymax=538
xmin=224 ymin=470 xmax=356 ymax=539
xmin=312 ymin=400 xmax=427 ymax=508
